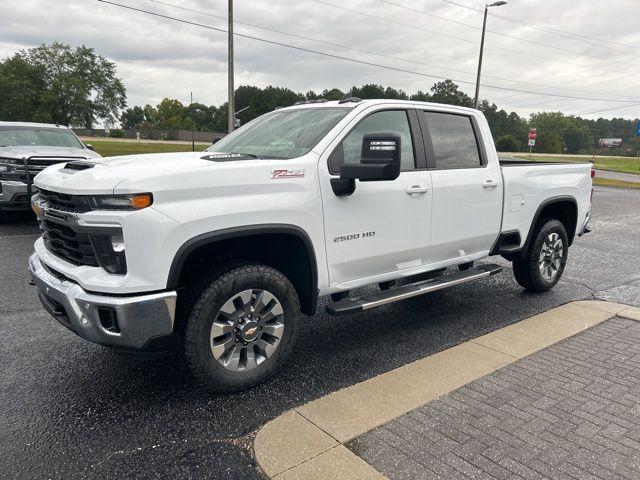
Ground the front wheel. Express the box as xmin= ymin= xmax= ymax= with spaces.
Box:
xmin=513 ymin=219 xmax=568 ymax=292
xmin=182 ymin=264 xmax=300 ymax=392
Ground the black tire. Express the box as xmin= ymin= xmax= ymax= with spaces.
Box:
xmin=513 ymin=219 xmax=568 ymax=292
xmin=182 ymin=263 xmax=299 ymax=393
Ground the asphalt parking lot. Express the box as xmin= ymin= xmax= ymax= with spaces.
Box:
xmin=1 ymin=186 xmax=639 ymax=480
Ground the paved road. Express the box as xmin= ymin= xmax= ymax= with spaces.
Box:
xmin=1 ymin=187 xmax=639 ymax=479
xmin=596 ymin=169 xmax=640 ymax=183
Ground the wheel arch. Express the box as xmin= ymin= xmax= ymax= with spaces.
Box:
xmin=521 ymin=196 xmax=578 ymax=255
xmin=167 ymin=224 xmax=319 ymax=316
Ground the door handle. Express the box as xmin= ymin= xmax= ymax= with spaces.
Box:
xmin=482 ymin=180 xmax=499 ymax=189
xmin=406 ymin=185 xmax=429 ymax=195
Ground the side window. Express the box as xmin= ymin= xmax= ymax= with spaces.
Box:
xmin=329 ymin=110 xmax=415 ymax=173
xmin=423 ymin=112 xmax=482 ymax=169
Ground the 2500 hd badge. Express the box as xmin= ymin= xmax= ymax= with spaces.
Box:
xmin=334 ymin=231 xmax=376 ymax=242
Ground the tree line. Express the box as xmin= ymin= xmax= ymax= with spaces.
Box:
xmin=1 ymin=43 xmax=638 ymax=156
xmin=122 ymin=82 xmax=640 ymax=156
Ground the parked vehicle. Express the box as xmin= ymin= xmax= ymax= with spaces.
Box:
xmin=28 ymin=99 xmax=592 ymax=392
xmin=0 ymin=122 xmax=101 ymax=219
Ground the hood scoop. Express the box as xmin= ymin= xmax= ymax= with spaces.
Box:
xmin=60 ymin=160 xmax=96 ymax=174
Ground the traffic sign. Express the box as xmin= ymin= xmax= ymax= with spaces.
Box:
xmin=528 ymin=139 xmax=536 ymax=147
xmin=528 ymin=128 xmax=537 ymax=140
xmin=636 ymin=120 xmax=640 ymax=137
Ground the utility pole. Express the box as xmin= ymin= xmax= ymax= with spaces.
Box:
xmin=474 ymin=1 xmax=507 ymax=109
xmin=190 ymin=91 xmax=195 ymax=151
xmin=227 ymin=0 xmax=235 ymax=134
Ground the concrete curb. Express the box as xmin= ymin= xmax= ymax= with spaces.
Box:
xmin=254 ymin=300 xmax=640 ymax=479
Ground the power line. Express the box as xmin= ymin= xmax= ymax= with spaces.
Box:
xmin=312 ymin=0 xmax=631 ymax=75
xmin=428 ymin=0 xmax=638 ymax=55
xmin=574 ymin=102 xmax=640 ymax=116
xmin=148 ymin=0 xmax=634 ymax=100
xmin=374 ymin=0 xmax=640 ymax=68
xmin=96 ymin=0 xmax=640 ymax=104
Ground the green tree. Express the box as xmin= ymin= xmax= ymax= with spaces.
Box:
xmin=154 ymin=98 xmax=192 ymax=130
xmin=0 ymin=42 xmax=126 ymax=127
xmin=495 ymin=135 xmax=522 ymax=152
xmin=0 ymin=55 xmax=51 ymax=122
xmin=121 ymin=105 xmax=145 ymax=129
xmin=535 ymin=131 xmax=564 ymax=153
xmin=429 ymin=80 xmax=473 ymax=107
xmin=320 ymin=88 xmax=344 ymax=101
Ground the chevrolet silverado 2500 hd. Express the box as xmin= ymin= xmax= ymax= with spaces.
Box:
xmin=28 ymin=99 xmax=592 ymax=392
xmin=0 ymin=122 xmax=101 ymax=218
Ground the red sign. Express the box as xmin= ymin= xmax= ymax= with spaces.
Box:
xmin=528 ymin=129 xmax=537 ymax=140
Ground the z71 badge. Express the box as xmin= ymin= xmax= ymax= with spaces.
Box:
xmin=334 ymin=231 xmax=375 ymax=242
xmin=270 ymin=169 xmax=305 ymax=179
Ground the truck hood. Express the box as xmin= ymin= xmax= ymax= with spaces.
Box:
xmin=0 ymin=145 xmax=101 ymax=160
xmin=33 ymin=151 xmax=255 ymax=195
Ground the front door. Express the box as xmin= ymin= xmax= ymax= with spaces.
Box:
xmin=320 ymin=107 xmax=432 ymax=290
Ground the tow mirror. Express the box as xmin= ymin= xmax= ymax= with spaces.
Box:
xmin=331 ymin=133 xmax=401 ymax=196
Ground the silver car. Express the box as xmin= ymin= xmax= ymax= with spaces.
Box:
xmin=0 ymin=122 xmax=101 ymax=219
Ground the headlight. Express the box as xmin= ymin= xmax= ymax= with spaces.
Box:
xmin=31 ymin=194 xmax=44 ymax=219
xmin=0 ymin=165 xmax=9 ymax=172
xmin=89 ymin=232 xmax=127 ymax=275
xmin=88 ymin=193 xmax=153 ymax=210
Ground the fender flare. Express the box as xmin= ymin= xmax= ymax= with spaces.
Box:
xmin=520 ymin=195 xmax=578 ymax=255
xmin=166 ymin=224 xmax=319 ymax=314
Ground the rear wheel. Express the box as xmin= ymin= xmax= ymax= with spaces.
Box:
xmin=513 ymin=219 xmax=568 ymax=292
xmin=182 ymin=264 xmax=299 ymax=392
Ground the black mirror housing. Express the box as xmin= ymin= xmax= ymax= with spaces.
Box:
xmin=339 ymin=133 xmax=401 ymax=182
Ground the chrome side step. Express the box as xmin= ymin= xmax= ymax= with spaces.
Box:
xmin=326 ymin=263 xmax=502 ymax=316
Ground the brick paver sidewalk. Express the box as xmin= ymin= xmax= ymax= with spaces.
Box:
xmin=349 ymin=317 xmax=640 ymax=480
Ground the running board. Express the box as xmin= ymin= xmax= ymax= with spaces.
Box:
xmin=326 ymin=263 xmax=502 ymax=316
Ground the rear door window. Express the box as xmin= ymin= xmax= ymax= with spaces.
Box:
xmin=422 ymin=112 xmax=482 ymax=169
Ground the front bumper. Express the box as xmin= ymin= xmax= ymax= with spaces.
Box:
xmin=0 ymin=180 xmax=29 ymax=211
xmin=29 ymin=252 xmax=177 ymax=351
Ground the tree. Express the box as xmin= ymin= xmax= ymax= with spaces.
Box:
xmin=154 ymin=98 xmax=192 ymax=130
xmin=429 ymin=80 xmax=473 ymax=107
xmin=495 ymin=135 xmax=522 ymax=152
xmin=0 ymin=55 xmax=51 ymax=123
xmin=535 ymin=131 xmax=564 ymax=153
xmin=121 ymin=106 xmax=145 ymax=129
xmin=0 ymin=42 xmax=126 ymax=128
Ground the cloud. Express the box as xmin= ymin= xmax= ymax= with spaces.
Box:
xmin=0 ymin=0 xmax=638 ymax=119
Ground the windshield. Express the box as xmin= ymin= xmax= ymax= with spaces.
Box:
xmin=0 ymin=126 xmax=84 ymax=149
xmin=207 ymin=107 xmax=352 ymax=159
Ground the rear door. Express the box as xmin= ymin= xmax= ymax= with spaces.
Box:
xmin=320 ymin=107 xmax=432 ymax=288
xmin=418 ymin=109 xmax=502 ymax=264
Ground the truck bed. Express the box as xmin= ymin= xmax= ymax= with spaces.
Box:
xmin=498 ymin=159 xmax=592 ymax=247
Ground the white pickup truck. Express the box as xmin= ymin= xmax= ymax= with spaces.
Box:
xmin=28 ymin=99 xmax=593 ymax=392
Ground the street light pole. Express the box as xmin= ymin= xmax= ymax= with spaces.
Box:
xmin=473 ymin=1 xmax=507 ymax=109
xmin=227 ymin=0 xmax=235 ymax=134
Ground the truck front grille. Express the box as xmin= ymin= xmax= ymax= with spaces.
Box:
xmin=42 ymin=219 xmax=99 ymax=267
xmin=39 ymin=189 xmax=92 ymax=214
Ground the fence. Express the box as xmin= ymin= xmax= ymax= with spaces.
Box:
xmin=73 ymin=128 xmax=226 ymax=143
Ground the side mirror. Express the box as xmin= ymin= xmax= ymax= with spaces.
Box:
xmin=85 ymin=144 xmax=95 ymax=151
xmin=341 ymin=133 xmax=401 ymax=181
xmin=331 ymin=133 xmax=401 ymax=196
xmin=212 ymin=138 xmax=221 ymax=145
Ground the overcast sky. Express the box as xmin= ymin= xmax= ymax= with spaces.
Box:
xmin=1 ymin=0 xmax=639 ymax=121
